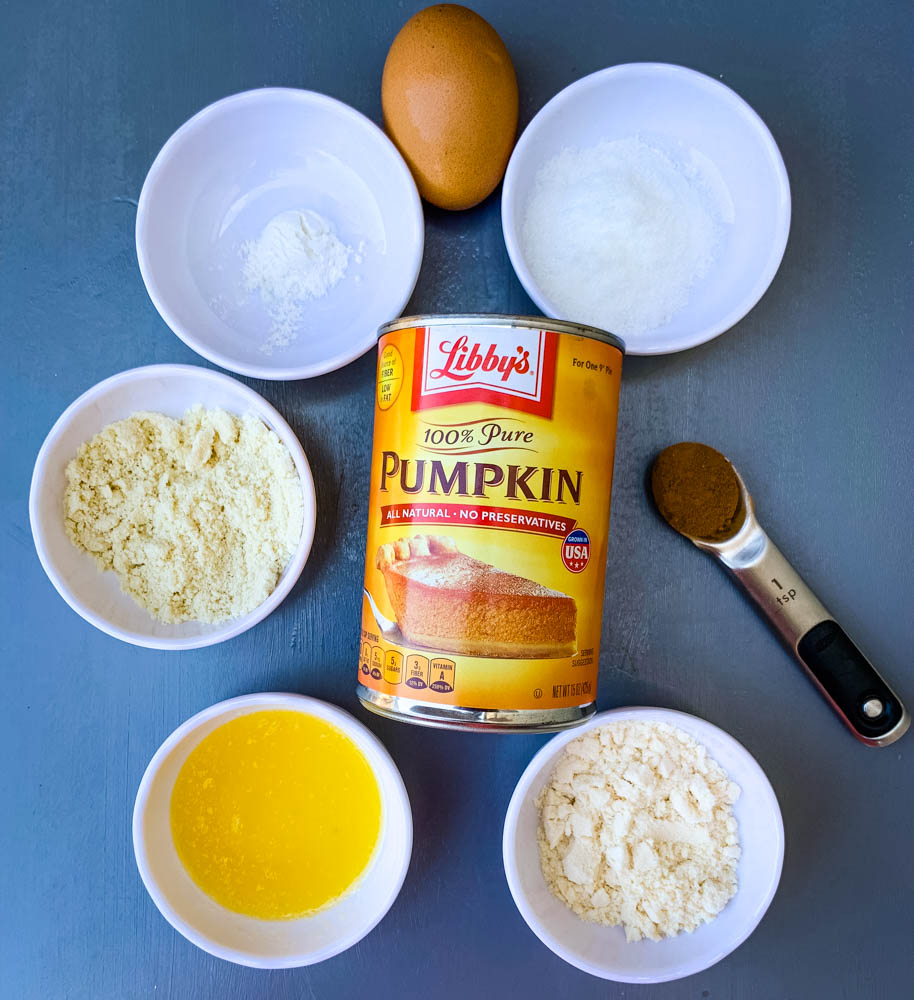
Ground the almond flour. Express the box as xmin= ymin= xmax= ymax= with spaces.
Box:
xmin=63 ymin=406 xmax=303 ymax=624
xmin=536 ymin=720 xmax=740 ymax=941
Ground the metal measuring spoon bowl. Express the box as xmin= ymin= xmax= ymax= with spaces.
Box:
xmin=651 ymin=442 xmax=909 ymax=748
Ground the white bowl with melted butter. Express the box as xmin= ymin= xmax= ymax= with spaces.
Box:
xmin=133 ymin=693 xmax=413 ymax=968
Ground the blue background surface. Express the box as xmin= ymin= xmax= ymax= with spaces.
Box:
xmin=2 ymin=1 xmax=912 ymax=997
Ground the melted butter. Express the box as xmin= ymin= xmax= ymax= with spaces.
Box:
xmin=170 ymin=710 xmax=381 ymax=920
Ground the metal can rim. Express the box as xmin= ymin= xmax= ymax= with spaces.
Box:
xmin=377 ymin=314 xmax=625 ymax=355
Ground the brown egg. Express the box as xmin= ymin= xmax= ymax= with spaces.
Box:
xmin=381 ymin=4 xmax=519 ymax=211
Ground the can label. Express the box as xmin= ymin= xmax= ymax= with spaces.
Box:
xmin=360 ymin=321 xmax=622 ymax=716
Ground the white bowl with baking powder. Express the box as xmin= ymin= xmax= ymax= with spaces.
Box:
xmin=133 ymin=693 xmax=413 ymax=967
xmin=503 ymin=707 xmax=784 ymax=983
xmin=29 ymin=364 xmax=316 ymax=649
xmin=502 ymin=63 xmax=791 ymax=355
xmin=137 ymin=89 xmax=424 ymax=379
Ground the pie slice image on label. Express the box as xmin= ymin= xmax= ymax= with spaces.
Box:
xmin=376 ymin=534 xmax=577 ymax=659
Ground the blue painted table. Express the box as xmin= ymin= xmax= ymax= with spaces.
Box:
xmin=2 ymin=1 xmax=912 ymax=997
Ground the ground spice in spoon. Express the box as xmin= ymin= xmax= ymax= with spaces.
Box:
xmin=651 ymin=442 xmax=745 ymax=541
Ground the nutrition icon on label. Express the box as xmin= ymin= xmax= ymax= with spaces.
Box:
xmin=376 ymin=344 xmax=403 ymax=410
xmin=384 ymin=650 xmax=403 ymax=685
xmin=405 ymin=654 xmax=430 ymax=689
xmin=370 ymin=646 xmax=383 ymax=681
xmin=428 ymin=657 xmax=456 ymax=693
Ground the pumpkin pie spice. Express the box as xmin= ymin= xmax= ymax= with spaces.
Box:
xmin=651 ymin=442 xmax=745 ymax=542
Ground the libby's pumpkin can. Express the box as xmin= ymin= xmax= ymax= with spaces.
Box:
xmin=358 ymin=315 xmax=624 ymax=731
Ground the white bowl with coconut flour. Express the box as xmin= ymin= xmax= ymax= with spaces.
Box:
xmin=137 ymin=89 xmax=424 ymax=379
xmin=502 ymin=64 xmax=791 ymax=355
xmin=503 ymin=707 xmax=784 ymax=983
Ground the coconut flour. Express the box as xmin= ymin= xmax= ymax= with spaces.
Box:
xmin=241 ymin=209 xmax=352 ymax=354
xmin=536 ymin=720 xmax=741 ymax=942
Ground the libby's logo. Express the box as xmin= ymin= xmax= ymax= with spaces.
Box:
xmin=411 ymin=325 xmax=556 ymax=417
xmin=430 ymin=337 xmax=531 ymax=384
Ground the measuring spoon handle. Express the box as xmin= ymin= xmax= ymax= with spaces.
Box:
xmin=721 ymin=533 xmax=909 ymax=747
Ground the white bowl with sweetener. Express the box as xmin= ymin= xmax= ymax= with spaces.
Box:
xmin=137 ymin=89 xmax=424 ymax=380
xmin=503 ymin=707 xmax=784 ymax=983
xmin=502 ymin=63 xmax=791 ymax=355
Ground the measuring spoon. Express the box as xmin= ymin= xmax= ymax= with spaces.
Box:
xmin=654 ymin=449 xmax=909 ymax=747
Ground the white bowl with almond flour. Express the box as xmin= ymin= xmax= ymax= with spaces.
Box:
xmin=502 ymin=63 xmax=791 ymax=355
xmin=503 ymin=707 xmax=783 ymax=983
xmin=29 ymin=365 xmax=316 ymax=649
xmin=137 ymin=89 xmax=423 ymax=379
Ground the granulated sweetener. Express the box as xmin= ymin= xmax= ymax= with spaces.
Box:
xmin=536 ymin=720 xmax=740 ymax=941
xmin=521 ymin=137 xmax=724 ymax=338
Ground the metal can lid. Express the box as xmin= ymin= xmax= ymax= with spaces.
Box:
xmin=377 ymin=313 xmax=625 ymax=355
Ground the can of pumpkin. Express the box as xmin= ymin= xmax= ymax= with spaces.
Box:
xmin=358 ymin=315 xmax=624 ymax=731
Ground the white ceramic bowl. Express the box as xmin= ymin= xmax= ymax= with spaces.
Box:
xmin=503 ymin=707 xmax=784 ymax=983
xmin=29 ymin=364 xmax=316 ymax=649
xmin=137 ymin=88 xmax=424 ymax=379
xmin=133 ymin=693 xmax=413 ymax=968
xmin=502 ymin=63 xmax=791 ymax=355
